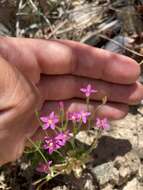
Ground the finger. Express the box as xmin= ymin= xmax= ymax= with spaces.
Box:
xmin=0 ymin=56 xmax=41 ymax=164
xmin=0 ymin=37 xmax=140 ymax=84
xmin=58 ymin=40 xmax=140 ymax=84
xmin=38 ymin=75 xmax=143 ymax=105
xmin=40 ymin=99 xmax=128 ymax=120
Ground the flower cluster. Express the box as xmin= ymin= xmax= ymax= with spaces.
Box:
xmin=43 ymin=130 xmax=72 ymax=154
xmin=96 ymin=118 xmax=110 ymax=130
xmin=68 ymin=111 xmax=91 ymax=124
xmin=33 ymin=84 xmax=110 ymax=180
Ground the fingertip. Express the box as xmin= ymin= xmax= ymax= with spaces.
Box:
xmin=106 ymin=53 xmax=141 ymax=84
xmin=128 ymin=82 xmax=143 ymax=105
xmin=121 ymin=55 xmax=141 ymax=83
xmin=96 ymin=103 xmax=129 ymax=120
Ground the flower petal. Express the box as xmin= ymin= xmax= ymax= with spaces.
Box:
xmin=40 ymin=117 xmax=48 ymax=122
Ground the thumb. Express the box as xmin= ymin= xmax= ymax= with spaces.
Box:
xmin=0 ymin=56 xmax=40 ymax=165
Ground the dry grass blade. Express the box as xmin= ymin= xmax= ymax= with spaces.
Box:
xmin=99 ymin=34 xmax=143 ymax=57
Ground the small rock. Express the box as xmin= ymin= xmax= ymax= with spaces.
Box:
xmin=92 ymin=151 xmax=141 ymax=188
xmin=114 ymin=151 xmax=140 ymax=185
xmin=119 ymin=167 xmax=130 ymax=182
xmin=84 ymin=178 xmax=95 ymax=190
xmin=123 ymin=178 xmax=142 ymax=190
xmin=110 ymin=114 xmax=143 ymax=151
xmin=110 ymin=167 xmax=119 ymax=185
xmin=76 ymin=130 xmax=98 ymax=146
xmin=52 ymin=185 xmax=69 ymax=190
xmin=138 ymin=165 xmax=143 ymax=183
xmin=101 ymin=184 xmax=113 ymax=190
xmin=92 ymin=162 xmax=114 ymax=187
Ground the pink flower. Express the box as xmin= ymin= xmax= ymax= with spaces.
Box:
xmin=40 ymin=112 xmax=59 ymax=130
xmin=43 ymin=131 xmax=72 ymax=154
xmin=68 ymin=112 xmax=80 ymax=122
xmin=55 ymin=130 xmax=72 ymax=146
xmin=36 ymin=161 xmax=52 ymax=173
xmin=68 ymin=111 xmax=91 ymax=124
xmin=43 ymin=137 xmax=60 ymax=154
xmin=80 ymin=84 xmax=97 ymax=97
xmin=96 ymin=118 xmax=110 ymax=130
xmin=78 ymin=111 xmax=91 ymax=124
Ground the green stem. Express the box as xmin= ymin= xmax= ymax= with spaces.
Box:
xmin=34 ymin=176 xmax=47 ymax=186
xmin=86 ymin=129 xmax=102 ymax=154
xmin=35 ymin=110 xmax=49 ymax=137
xmin=35 ymin=110 xmax=43 ymax=127
xmin=55 ymin=150 xmax=65 ymax=159
xmin=27 ymin=137 xmax=47 ymax=163
xmin=73 ymin=121 xmax=77 ymax=136
xmin=63 ymin=115 xmax=69 ymax=131
xmin=60 ymin=109 xmax=64 ymax=130
xmin=86 ymin=97 xmax=92 ymax=130
xmin=77 ymin=120 xmax=82 ymax=133
xmin=86 ymin=97 xmax=90 ymax=111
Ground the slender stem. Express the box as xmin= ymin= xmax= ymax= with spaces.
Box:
xmin=70 ymin=137 xmax=76 ymax=150
xmin=86 ymin=129 xmax=102 ymax=154
xmin=34 ymin=176 xmax=47 ymax=186
xmin=86 ymin=97 xmax=90 ymax=111
xmin=35 ymin=110 xmax=43 ymax=127
xmin=60 ymin=109 xmax=64 ymax=130
xmin=35 ymin=110 xmax=49 ymax=137
xmin=27 ymin=137 xmax=47 ymax=163
xmin=86 ymin=97 xmax=92 ymax=130
xmin=63 ymin=115 xmax=69 ymax=131
xmin=55 ymin=150 xmax=65 ymax=159
xmin=77 ymin=120 xmax=82 ymax=134
xmin=36 ymin=180 xmax=47 ymax=190
xmin=94 ymin=96 xmax=107 ymax=115
xmin=71 ymin=121 xmax=78 ymax=150
xmin=73 ymin=121 xmax=77 ymax=136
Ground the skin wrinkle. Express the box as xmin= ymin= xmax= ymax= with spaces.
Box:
xmin=86 ymin=47 xmax=105 ymax=80
xmin=100 ymin=53 xmax=109 ymax=82
xmin=0 ymin=57 xmax=19 ymax=109
xmin=1 ymin=41 xmax=9 ymax=60
xmin=72 ymin=47 xmax=83 ymax=76
xmin=71 ymin=49 xmax=77 ymax=75
xmin=47 ymin=40 xmax=114 ymax=81
xmin=58 ymin=40 xmax=109 ymax=80
xmin=13 ymin=39 xmax=41 ymax=83
xmin=35 ymin=41 xmax=73 ymax=74
xmin=71 ymin=75 xmax=78 ymax=98
xmin=50 ymin=40 xmax=77 ymax=75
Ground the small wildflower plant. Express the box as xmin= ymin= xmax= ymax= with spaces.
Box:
xmin=26 ymin=84 xmax=110 ymax=188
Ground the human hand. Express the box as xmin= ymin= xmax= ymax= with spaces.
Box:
xmin=0 ymin=37 xmax=142 ymax=165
